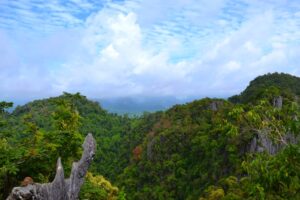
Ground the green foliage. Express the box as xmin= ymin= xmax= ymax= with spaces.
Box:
xmin=80 ymin=172 xmax=122 ymax=200
xmin=0 ymin=138 xmax=21 ymax=198
xmin=118 ymin=90 xmax=300 ymax=199
xmin=1 ymin=73 xmax=300 ymax=200
xmin=201 ymin=145 xmax=300 ymax=200
xmin=0 ymin=93 xmax=130 ymax=199
xmin=0 ymin=102 xmax=21 ymax=197
xmin=0 ymin=101 xmax=13 ymax=113
xmin=118 ymin=99 xmax=246 ymax=200
xmin=243 ymin=145 xmax=300 ymax=199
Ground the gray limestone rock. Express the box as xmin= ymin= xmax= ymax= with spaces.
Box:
xmin=273 ymin=96 xmax=283 ymax=108
xmin=7 ymin=133 xmax=96 ymax=200
xmin=249 ymin=131 xmax=299 ymax=155
xmin=209 ymin=101 xmax=223 ymax=111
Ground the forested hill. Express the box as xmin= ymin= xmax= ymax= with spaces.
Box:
xmin=0 ymin=92 xmax=157 ymax=199
xmin=229 ymin=72 xmax=300 ymax=103
xmin=1 ymin=73 xmax=300 ymax=200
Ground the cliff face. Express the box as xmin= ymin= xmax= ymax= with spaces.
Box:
xmin=249 ymin=131 xmax=300 ymax=155
xmin=248 ymin=96 xmax=299 ymax=155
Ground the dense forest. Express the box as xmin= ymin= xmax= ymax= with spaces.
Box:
xmin=1 ymin=72 xmax=300 ymax=199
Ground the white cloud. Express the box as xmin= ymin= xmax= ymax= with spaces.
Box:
xmin=224 ymin=61 xmax=241 ymax=71
xmin=185 ymin=8 xmax=300 ymax=96
xmin=53 ymin=10 xmax=194 ymax=97
xmin=1 ymin=0 xmax=300 ymax=100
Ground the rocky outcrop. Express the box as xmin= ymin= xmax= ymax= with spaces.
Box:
xmin=273 ymin=96 xmax=283 ymax=108
xmin=249 ymin=131 xmax=299 ymax=155
xmin=7 ymin=133 xmax=96 ymax=200
xmin=248 ymin=96 xmax=300 ymax=154
xmin=209 ymin=101 xmax=223 ymax=111
xmin=147 ymin=138 xmax=155 ymax=161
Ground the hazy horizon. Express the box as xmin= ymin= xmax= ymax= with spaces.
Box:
xmin=7 ymin=93 xmax=233 ymax=115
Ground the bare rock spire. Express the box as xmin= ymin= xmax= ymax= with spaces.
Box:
xmin=7 ymin=133 xmax=96 ymax=200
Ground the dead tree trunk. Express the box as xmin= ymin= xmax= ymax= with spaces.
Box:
xmin=7 ymin=133 xmax=96 ymax=200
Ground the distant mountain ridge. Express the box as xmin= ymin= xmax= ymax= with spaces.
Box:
xmin=96 ymin=96 xmax=189 ymax=115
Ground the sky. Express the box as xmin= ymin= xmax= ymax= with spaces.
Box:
xmin=1 ymin=0 xmax=300 ymax=101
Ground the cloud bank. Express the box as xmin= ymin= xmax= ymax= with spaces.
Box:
xmin=1 ymin=0 xmax=300 ymax=100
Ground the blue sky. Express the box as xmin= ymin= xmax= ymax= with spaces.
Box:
xmin=1 ymin=0 xmax=300 ymax=100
